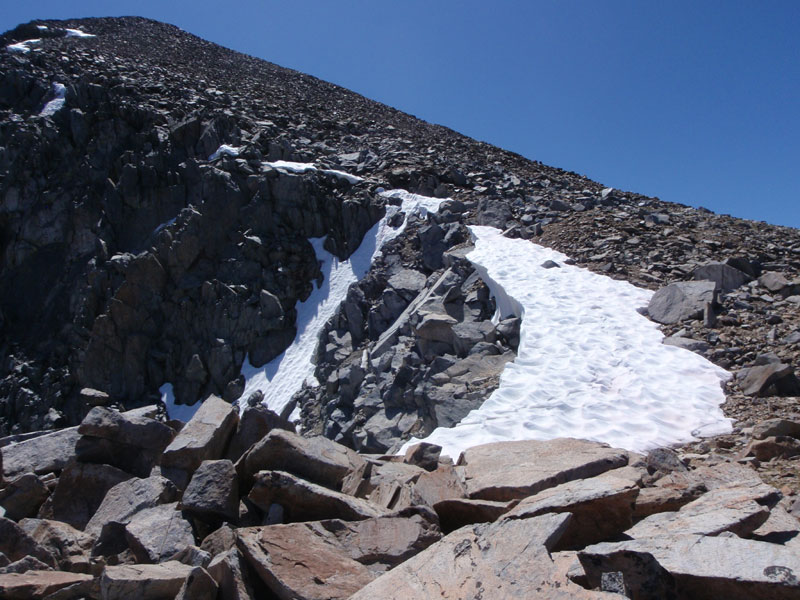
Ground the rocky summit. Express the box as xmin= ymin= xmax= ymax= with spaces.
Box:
xmin=1 ymin=15 xmax=800 ymax=600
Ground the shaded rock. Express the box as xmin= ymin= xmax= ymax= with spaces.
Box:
xmin=0 ymin=571 xmax=92 ymax=599
xmin=199 ymin=524 xmax=236 ymax=556
xmin=752 ymin=419 xmax=800 ymax=440
xmin=175 ymin=566 xmax=217 ymax=600
xmin=161 ymin=395 xmax=238 ymax=483
xmin=180 ymin=459 xmax=238 ymax=522
xmin=207 ymin=548 xmax=258 ymax=600
xmin=18 ymin=519 xmax=94 ymax=572
xmin=741 ymin=436 xmax=800 ymax=461
xmin=647 ymin=281 xmax=717 ymax=324
xmin=239 ymin=429 xmax=366 ymax=491
xmin=237 ymin=523 xmax=375 ymax=600
xmin=580 ymin=534 xmax=800 ymax=600
xmin=633 ymin=472 xmax=707 ymax=519
xmin=459 ymin=438 xmax=628 ymax=501
xmin=100 ymin=561 xmax=194 ymax=600
xmin=433 ymin=497 xmax=513 ymax=533
xmin=738 ymin=362 xmax=800 ymax=397
xmin=249 ymin=470 xmax=385 ymax=522
xmin=124 ymin=503 xmax=195 ymax=563
xmin=350 ymin=512 xmax=613 ymax=599
xmin=224 ymin=405 xmax=294 ymax=463
xmin=77 ymin=406 xmax=173 ymax=451
xmin=692 ymin=262 xmax=751 ymax=292
xmin=403 ymin=442 xmax=441 ymax=471
xmin=0 ymin=517 xmax=56 ymax=567
xmin=644 ymin=447 xmax=687 ymax=476
xmin=49 ymin=462 xmax=132 ymax=530
xmin=0 ymin=555 xmax=52 ymax=575
xmin=85 ymin=475 xmax=178 ymax=536
xmin=1 ymin=428 xmax=80 ymax=479
xmin=167 ymin=545 xmax=212 ymax=568
xmin=625 ymin=483 xmax=778 ymax=539
xmin=0 ymin=473 xmax=49 ymax=521
xmin=503 ymin=473 xmax=639 ymax=549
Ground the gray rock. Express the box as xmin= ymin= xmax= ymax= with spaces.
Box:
xmin=77 ymin=406 xmax=173 ymax=450
xmin=662 ymin=336 xmax=710 ymax=353
xmin=50 ymin=462 xmax=132 ymax=530
xmin=647 ymin=281 xmax=717 ymax=324
xmin=225 ymin=404 xmax=294 ymax=463
xmin=17 ymin=518 xmax=94 ymax=572
xmin=459 ymin=438 xmax=629 ymax=501
xmin=101 ymin=562 xmax=194 ymax=600
xmin=0 ymin=571 xmax=93 ymax=599
xmin=125 ymin=503 xmax=195 ymax=563
xmin=180 ymin=459 xmax=238 ymax=522
xmin=0 ymin=474 xmax=49 ymax=521
xmin=752 ymin=418 xmax=800 ymax=440
xmin=175 ymin=566 xmax=218 ymax=600
xmin=167 ymin=545 xmax=212 ymax=568
xmin=692 ymin=262 xmax=751 ymax=292
xmin=738 ymin=362 xmax=800 ymax=396
xmin=85 ymin=475 xmax=179 ymax=536
xmin=1 ymin=427 xmax=80 ymax=480
xmin=0 ymin=517 xmax=57 ymax=567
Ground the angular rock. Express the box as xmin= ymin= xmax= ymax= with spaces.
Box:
xmin=0 ymin=517 xmax=56 ymax=567
xmin=239 ymin=429 xmax=366 ymax=491
xmin=0 ymin=571 xmax=92 ymax=599
xmin=580 ymin=534 xmax=800 ymax=600
xmin=0 ymin=473 xmax=49 ymax=520
xmin=350 ymin=512 xmax=612 ymax=599
xmin=625 ymin=482 xmax=778 ymax=539
xmin=433 ymin=497 xmax=513 ymax=533
xmin=84 ymin=475 xmax=178 ymax=535
xmin=49 ymin=462 xmax=132 ymax=530
xmin=459 ymin=438 xmax=629 ymax=501
xmin=0 ymin=555 xmax=52 ymax=574
xmin=100 ymin=562 xmax=194 ymax=600
xmin=125 ymin=503 xmax=195 ymax=563
xmin=1 ymin=428 xmax=80 ymax=479
xmin=200 ymin=524 xmax=236 ymax=556
xmin=180 ymin=459 xmax=238 ymax=522
xmin=207 ymin=548 xmax=257 ymax=600
xmin=647 ymin=281 xmax=717 ymax=324
xmin=18 ymin=519 xmax=94 ymax=572
xmin=237 ymin=523 xmax=375 ymax=600
xmin=633 ymin=472 xmax=707 ymax=519
xmin=161 ymin=395 xmax=238 ymax=482
xmin=738 ymin=362 xmax=800 ymax=397
xmin=411 ymin=464 xmax=468 ymax=507
xmin=167 ymin=545 xmax=212 ymax=568
xmin=248 ymin=470 xmax=386 ymax=522
xmin=692 ymin=262 xmax=751 ymax=292
xmin=175 ymin=566 xmax=217 ymax=600
xmin=741 ymin=436 xmax=800 ymax=460
xmin=225 ymin=405 xmax=294 ymax=463
xmin=503 ymin=473 xmax=640 ymax=549
xmin=77 ymin=406 xmax=174 ymax=451
xmin=752 ymin=418 xmax=800 ymax=440
xmin=403 ymin=442 xmax=442 ymax=471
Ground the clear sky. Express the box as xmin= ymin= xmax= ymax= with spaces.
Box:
xmin=3 ymin=1 xmax=799 ymax=228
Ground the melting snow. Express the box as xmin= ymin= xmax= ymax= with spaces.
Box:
xmin=238 ymin=189 xmax=443 ymax=417
xmin=39 ymin=83 xmax=66 ymax=117
xmin=402 ymin=226 xmax=732 ymax=459
xmin=7 ymin=39 xmax=40 ymax=53
xmin=321 ymin=169 xmax=364 ymax=184
xmin=160 ymin=382 xmax=201 ymax=422
xmin=209 ymin=144 xmax=241 ymax=160
xmin=65 ymin=28 xmax=96 ymax=38
xmin=262 ymin=161 xmax=364 ymax=183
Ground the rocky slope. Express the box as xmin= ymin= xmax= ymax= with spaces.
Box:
xmin=0 ymin=15 xmax=800 ymax=599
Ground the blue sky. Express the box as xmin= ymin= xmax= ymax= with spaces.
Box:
xmin=3 ymin=1 xmax=799 ymax=227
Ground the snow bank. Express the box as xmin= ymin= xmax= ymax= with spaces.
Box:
xmin=39 ymin=83 xmax=66 ymax=117
xmin=7 ymin=39 xmax=40 ymax=53
xmin=262 ymin=161 xmax=364 ymax=183
xmin=238 ymin=189 xmax=443 ymax=417
xmin=160 ymin=382 xmax=201 ymax=422
xmin=402 ymin=225 xmax=732 ymax=459
xmin=65 ymin=28 xmax=96 ymax=38
xmin=209 ymin=145 xmax=241 ymax=160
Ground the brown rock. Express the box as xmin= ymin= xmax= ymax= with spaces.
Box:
xmin=0 ymin=474 xmax=49 ymax=520
xmin=100 ymin=561 xmax=194 ymax=600
xmin=0 ymin=517 xmax=57 ymax=567
xmin=239 ymin=429 xmax=366 ymax=491
xmin=503 ymin=473 xmax=639 ymax=549
xmin=124 ymin=503 xmax=195 ymax=563
xmin=175 ymin=566 xmax=218 ymax=600
xmin=236 ymin=524 xmax=375 ymax=600
xmin=49 ymin=462 xmax=132 ymax=530
xmin=0 ymin=571 xmax=92 ymax=599
xmin=459 ymin=438 xmax=628 ymax=501
xmin=207 ymin=548 xmax=258 ymax=600
xmin=161 ymin=395 xmax=238 ymax=479
xmin=350 ymin=512 xmax=614 ymax=599
xmin=180 ymin=459 xmax=238 ymax=522
xmin=18 ymin=519 xmax=94 ymax=572
xmin=77 ymin=406 xmax=174 ymax=451
xmin=741 ymin=436 xmax=800 ymax=460
xmin=752 ymin=418 xmax=800 ymax=440
xmin=200 ymin=524 xmax=236 ymax=556
xmin=633 ymin=472 xmax=707 ymax=519
xmin=403 ymin=442 xmax=442 ymax=471
xmin=412 ymin=463 xmax=467 ymax=507
xmin=248 ymin=471 xmax=385 ymax=522
xmin=224 ymin=405 xmax=294 ymax=463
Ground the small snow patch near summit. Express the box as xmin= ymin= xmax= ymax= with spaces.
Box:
xmin=403 ymin=225 xmax=732 ymax=459
xmin=39 ymin=83 xmax=66 ymax=117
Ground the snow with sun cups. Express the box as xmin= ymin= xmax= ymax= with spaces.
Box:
xmin=402 ymin=225 xmax=732 ymax=460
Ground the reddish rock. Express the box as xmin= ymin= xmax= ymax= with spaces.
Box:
xmin=0 ymin=571 xmax=92 ymax=599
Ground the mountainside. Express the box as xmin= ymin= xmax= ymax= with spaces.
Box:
xmin=1 ymin=16 xmax=800 ymax=599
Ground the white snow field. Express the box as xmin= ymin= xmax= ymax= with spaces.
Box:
xmin=64 ymin=28 xmax=96 ymax=38
xmin=236 ymin=189 xmax=442 ymax=419
xmin=159 ymin=382 xmax=202 ymax=422
xmin=263 ymin=161 xmax=364 ymax=183
xmin=6 ymin=39 xmax=40 ymax=53
xmin=39 ymin=83 xmax=66 ymax=117
xmin=402 ymin=225 xmax=732 ymax=459
xmin=209 ymin=144 xmax=242 ymax=160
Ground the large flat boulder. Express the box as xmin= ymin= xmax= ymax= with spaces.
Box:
xmin=459 ymin=438 xmax=628 ymax=501
xmin=124 ymin=502 xmax=195 ymax=563
xmin=1 ymin=427 xmax=80 ymax=479
xmin=0 ymin=571 xmax=93 ymax=599
xmin=161 ymin=395 xmax=238 ymax=477
xmin=239 ymin=429 xmax=367 ymax=491
xmin=625 ymin=482 xmax=777 ymax=539
xmin=101 ymin=562 xmax=194 ymax=600
xmin=350 ymin=512 xmax=617 ymax=599
xmin=84 ymin=475 xmax=178 ymax=535
xmin=503 ymin=472 xmax=639 ymax=549
xmin=647 ymin=280 xmax=717 ymax=324
xmin=580 ymin=534 xmax=800 ymax=600
xmin=248 ymin=471 xmax=385 ymax=522
xmin=237 ymin=524 xmax=375 ymax=600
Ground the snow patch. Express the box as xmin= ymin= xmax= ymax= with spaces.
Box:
xmin=39 ymin=83 xmax=66 ymax=117
xmin=322 ymin=169 xmax=364 ymax=184
xmin=263 ymin=160 xmax=316 ymax=173
xmin=402 ymin=225 xmax=732 ymax=460
xmin=153 ymin=217 xmax=177 ymax=235
xmin=7 ymin=39 xmax=40 ymax=53
xmin=209 ymin=144 xmax=241 ymax=161
xmin=65 ymin=28 xmax=96 ymax=38
xmin=36 ymin=25 xmax=49 ymax=31
xmin=160 ymin=383 xmax=201 ymax=423
xmin=238 ymin=189 xmax=443 ymax=417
